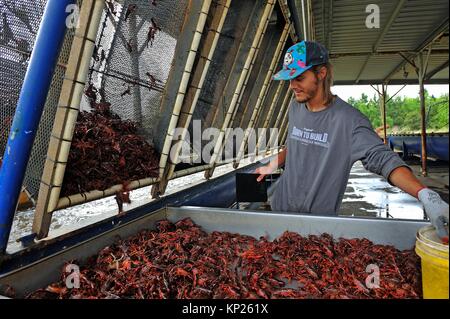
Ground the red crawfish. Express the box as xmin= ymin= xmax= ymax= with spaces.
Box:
xmin=98 ymin=87 xmax=107 ymax=102
xmin=94 ymin=45 xmax=107 ymax=63
xmin=146 ymin=18 xmax=161 ymax=47
xmin=85 ymin=84 xmax=98 ymax=101
xmin=100 ymin=49 xmax=107 ymax=63
xmin=115 ymin=182 xmax=131 ymax=215
xmin=14 ymin=38 xmax=30 ymax=63
xmin=126 ymin=39 xmax=134 ymax=53
xmin=25 ymin=220 xmax=422 ymax=300
xmin=146 ymin=72 xmax=156 ymax=89
xmin=124 ymin=4 xmax=137 ymax=21
xmin=106 ymin=0 xmax=116 ymax=16
xmin=121 ymin=85 xmax=132 ymax=98
xmin=93 ymin=45 xmax=100 ymax=62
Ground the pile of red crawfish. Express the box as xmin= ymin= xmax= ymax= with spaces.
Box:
xmin=60 ymin=94 xmax=159 ymax=197
xmin=26 ymin=218 xmax=422 ymax=299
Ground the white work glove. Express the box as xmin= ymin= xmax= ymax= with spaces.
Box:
xmin=418 ymin=188 xmax=449 ymax=240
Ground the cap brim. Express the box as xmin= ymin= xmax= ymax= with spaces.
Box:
xmin=273 ymin=65 xmax=312 ymax=81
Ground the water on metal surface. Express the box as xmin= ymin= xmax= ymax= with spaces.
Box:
xmin=340 ymin=162 xmax=424 ymax=220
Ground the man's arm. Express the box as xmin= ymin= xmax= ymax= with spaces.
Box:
xmin=255 ymin=147 xmax=287 ymax=182
xmin=388 ymin=166 xmax=425 ymax=198
xmin=351 ymin=118 xmax=449 ymax=240
xmin=388 ymin=166 xmax=449 ymax=241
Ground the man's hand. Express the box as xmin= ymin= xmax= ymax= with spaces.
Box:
xmin=255 ymin=164 xmax=276 ymax=182
xmin=254 ymin=148 xmax=287 ymax=182
xmin=418 ymin=188 xmax=449 ymax=241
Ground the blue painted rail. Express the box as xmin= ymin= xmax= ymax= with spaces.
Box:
xmin=0 ymin=0 xmax=75 ymax=254
xmin=388 ymin=133 xmax=449 ymax=162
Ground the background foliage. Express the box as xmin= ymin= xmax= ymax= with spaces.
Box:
xmin=346 ymin=90 xmax=449 ymax=134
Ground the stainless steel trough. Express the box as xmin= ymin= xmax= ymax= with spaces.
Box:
xmin=0 ymin=206 xmax=428 ymax=297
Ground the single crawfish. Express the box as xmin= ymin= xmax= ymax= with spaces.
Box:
xmin=85 ymin=84 xmax=98 ymax=101
xmin=146 ymin=72 xmax=156 ymax=89
xmin=124 ymin=4 xmax=137 ymax=21
xmin=121 ymin=85 xmax=132 ymax=97
xmin=106 ymin=0 xmax=116 ymax=16
xmin=100 ymin=49 xmax=107 ymax=63
xmin=146 ymin=18 xmax=161 ymax=47
xmin=98 ymin=87 xmax=107 ymax=102
xmin=93 ymin=45 xmax=100 ymax=62
xmin=115 ymin=181 xmax=131 ymax=214
xmin=126 ymin=39 xmax=134 ymax=53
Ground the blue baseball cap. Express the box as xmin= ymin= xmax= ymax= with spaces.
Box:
xmin=273 ymin=41 xmax=329 ymax=81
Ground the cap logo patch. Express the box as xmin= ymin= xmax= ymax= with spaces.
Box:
xmin=284 ymin=51 xmax=293 ymax=67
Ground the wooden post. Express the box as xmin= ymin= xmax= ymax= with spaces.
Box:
xmin=417 ymin=50 xmax=432 ymax=177
xmin=381 ymin=84 xmax=388 ymax=144
xmin=373 ymin=84 xmax=388 ymax=144
xmin=418 ymin=54 xmax=428 ymax=176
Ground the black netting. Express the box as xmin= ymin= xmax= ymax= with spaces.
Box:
xmin=24 ymin=1 xmax=79 ymax=199
xmin=85 ymin=0 xmax=189 ymax=143
xmin=1 ymin=0 xmax=285 ymax=202
xmin=0 ymin=0 xmax=75 ymax=199
xmin=60 ymin=0 xmax=190 ymax=196
xmin=0 ymin=0 xmax=46 ymax=158
xmin=1 ymin=0 xmax=190 ymax=199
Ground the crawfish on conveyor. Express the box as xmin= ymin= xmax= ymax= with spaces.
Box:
xmin=59 ymin=85 xmax=159 ymax=198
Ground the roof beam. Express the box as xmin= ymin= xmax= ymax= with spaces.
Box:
xmin=329 ymin=49 xmax=448 ymax=58
xmin=355 ymin=0 xmax=407 ymax=84
xmin=425 ymin=59 xmax=449 ymax=81
xmin=383 ymin=17 xmax=449 ymax=83
xmin=415 ymin=18 xmax=449 ymax=52
xmin=355 ymin=56 xmax=371 ymax=84
xmin=334 ymin=78 xmax=448 ymax=86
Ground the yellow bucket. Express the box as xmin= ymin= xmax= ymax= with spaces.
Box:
xmin=415 ymin=225 xmax=449 ymax=299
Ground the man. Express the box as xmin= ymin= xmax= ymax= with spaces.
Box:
xmin=255 ymin=41 xmax=449 ymax=240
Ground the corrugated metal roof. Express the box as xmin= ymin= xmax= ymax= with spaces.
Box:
xmin=296 ymin=0 xmax=449 ymax=85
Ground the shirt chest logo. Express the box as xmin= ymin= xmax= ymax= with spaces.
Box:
xmin=290 ymin=126 xmax=330 ymax=148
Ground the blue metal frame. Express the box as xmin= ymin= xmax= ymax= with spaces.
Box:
xmin=0 ymin=0 xmax=75 ymax=254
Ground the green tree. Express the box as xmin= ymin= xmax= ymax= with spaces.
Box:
xmin=345 ymin=90 xmax=449 ymax=133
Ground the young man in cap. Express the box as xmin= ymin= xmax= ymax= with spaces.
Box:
xmin=255 ymin=41 xmax=448 ymax=240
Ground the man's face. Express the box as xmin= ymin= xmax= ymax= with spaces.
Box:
xmin=289 ymin=70 xmax=319 ymax=103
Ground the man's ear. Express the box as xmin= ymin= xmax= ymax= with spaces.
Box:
xmin=319 ymin=66 xmax=327 ymax=80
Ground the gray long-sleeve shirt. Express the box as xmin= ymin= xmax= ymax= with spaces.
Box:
xmin=270 ymin=96 xmax=408 ymax=215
